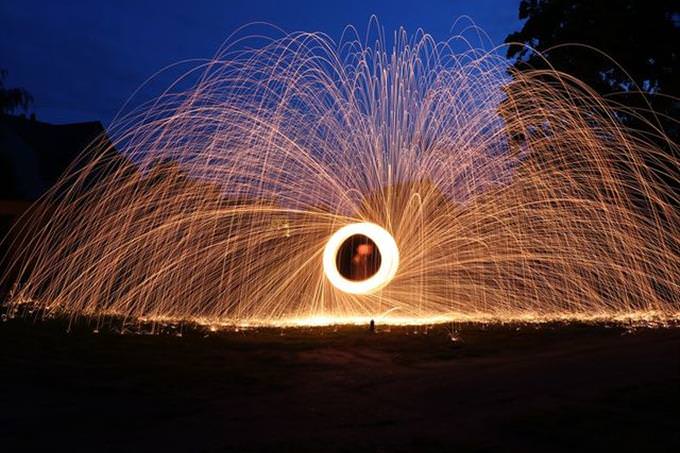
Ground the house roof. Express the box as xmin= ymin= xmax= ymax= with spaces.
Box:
xmin=0 ymin=114 xmax=108 ymax=200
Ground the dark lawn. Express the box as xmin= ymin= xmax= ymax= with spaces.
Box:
xmin=1 ymin=318 xmax=679 ymax=452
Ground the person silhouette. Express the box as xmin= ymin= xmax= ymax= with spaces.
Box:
xmin=369 ymin=319 xmax=375 ymax=333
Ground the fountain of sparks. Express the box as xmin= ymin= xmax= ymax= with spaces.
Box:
xmin=1 ymin=23 xmax=679 ymax=327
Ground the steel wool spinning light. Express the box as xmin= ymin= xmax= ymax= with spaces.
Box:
xmin=2 ymin=23 xmax=679 ymax=326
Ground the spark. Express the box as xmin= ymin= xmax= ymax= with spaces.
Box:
xmin=1 ymin=23 xmax=678 ymax=327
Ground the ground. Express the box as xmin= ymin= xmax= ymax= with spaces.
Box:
xmin=1 ymin=318 xmax=679 ymax=452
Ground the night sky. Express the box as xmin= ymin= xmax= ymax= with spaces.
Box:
xmin=1 ymin=0 xmax=522 ymax=126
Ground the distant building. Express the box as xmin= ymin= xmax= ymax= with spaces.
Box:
xmin=0 ymin=114 xmax=111 ymax=235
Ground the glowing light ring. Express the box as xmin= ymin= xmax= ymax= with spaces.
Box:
xmin=323 ymin=222 xmax=399 ymax=294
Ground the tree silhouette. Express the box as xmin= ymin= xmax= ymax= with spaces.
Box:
xmin=0 ymin=68 xmax=33 ymax=114
xmin=505 ymin=0 xmax=679 ymax=143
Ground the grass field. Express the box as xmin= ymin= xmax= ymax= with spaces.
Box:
xmin=1 ymin=317 xmax=679 ymax=451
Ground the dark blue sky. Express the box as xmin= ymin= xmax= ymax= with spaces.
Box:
xmin=1 ymin=0 xmax=522 ymax=125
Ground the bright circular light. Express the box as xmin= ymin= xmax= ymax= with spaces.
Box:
xmin=323 ymin=222 xmax=399 ymax=294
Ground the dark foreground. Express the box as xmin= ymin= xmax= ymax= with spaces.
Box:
xmin=1 ymin=318 xmax=679 ymax=452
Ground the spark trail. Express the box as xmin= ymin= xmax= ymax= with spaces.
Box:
xmin=2 ymin=24 xmax=679 ymax=326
